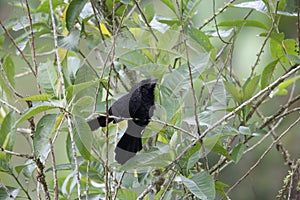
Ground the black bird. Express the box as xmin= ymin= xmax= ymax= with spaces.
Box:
xmin=87 ymin=78 xmax=158 ymax=164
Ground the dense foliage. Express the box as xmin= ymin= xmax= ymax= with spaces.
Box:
xmin=0 ymin=0 xmax=299 ymax=199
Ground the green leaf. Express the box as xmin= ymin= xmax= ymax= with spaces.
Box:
xmin=184 ymin=0 xmax=202 ymax=19
xmin=261 ymin=60 xmax=278 ymax=89
xmin=19 ymin=94 xmax=52 ymax=102
xmin=120 ymin=147 xmax=173 ymax=170
xmin=287 ymin=54 xmax=300 ymax=64
xmin=243 ymin=75 xmax=260 ymax=100
xmin=186 ymin=149 xmax=201 ymax=170
xmin=117 ymin=189 xmax=138 ymax=200
xmin=278 ymin=75 xmax=300 ymax=90
xmin=231 ymin=143 xmax=244 ymax=163
xmin=188 ymin=27 xmax=216 ymax=59
xmin=215 ymin=181 xmax=229 ymax=200
xmin=270 ymin=39 xmax=298 ymax=63
xmin=66 ymin=79 xmax=102 ymax=102
xmin=0 ymin=112 xmax=16 ymax=164
xmin=212 ymin=142 xmax=231 ymax=160
xmin=224 ymin=82 xmax=241 ymax=103
xmin=37 ymin=60 xmax=58 ymax=95
xmin=34 ymin=114 xmax=58 ymax=162
xmin=0 ymin=56 xmax=15 ymax=98
xmin=72 ymin=116 xmax=92 ymax=160
xmin=16 ymin=102 xmax=57 ymax=125
xmin=66 ymin=0 xmax=88 ymax=31
xmin=218 ymin=20 xmax=268 ymax=30
xmin=260 ymin=32 xmax=284 ymax=43
xmin=181 ymin=171 xmax=215 ymax=200
xmin=35 ymin=0 xmax=65 ymax=13
xmin=233 ymin=1 xmax=267 ymax=14
xmin=144 ymin=3 xmax=155 ymax=22
xmin=2 ymin=56 xmax=15 ymax=87
xmin=161 ymin=0 xmax=177 ymax=14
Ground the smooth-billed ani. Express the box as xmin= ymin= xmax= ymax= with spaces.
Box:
xmin=87 ymin=78 xmax=157 ymax=164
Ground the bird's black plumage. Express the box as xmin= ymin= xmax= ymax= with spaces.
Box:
xmin=87 ymin=78 xmax=157 ymax=164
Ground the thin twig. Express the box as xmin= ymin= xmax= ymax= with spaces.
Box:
xmin=35 ymin=158 xmax=50 ymax=200
xmin=112 ymin=171 xmax=125 ymax=200
xmin=0 ymin=61 xmax=23 ymax=98
xmin=133 ymin=0 xmax=158 ymax=42
xmin=175 ymin=0 xmax=201 ymax=136
xmin=90 ymin=0 xmax=107 ymax=46
xmin=199 ymin=0 xmax=237 ymax=30
xmin=259 ymin=94 xmax=300 ymax=129
xmin=49 ymin=139 xmax=58 ymax=200
xmin=250 ymin=1 xmax=279 ymax=77
xmin=0 ymin=20 xmax=35 ymax=76
xmin=159 ymin=168 xmax=178 ymax=200
xmin=10 ymin=171 xmax=32 ymax=200
xmin=0 ymin=179 xmax=14 ymax=198
xmin=25 ymin=0 xmax=38 ymax=74
xmin=0 ymin=147 xmax=33 ymax=159
xmin=85 ymin=160 xmax=90 ymax=200
xmin=0 ymin=98 xmax=22 ymax=114
xmin=212 ymin=0 xmax=230 ymax=44
xmin=226 ymin=116 xmax=300 ymax=195
xmin=49 ymin=0 xmax=81 ymax=198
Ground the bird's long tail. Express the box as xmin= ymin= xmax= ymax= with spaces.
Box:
xmin=115 ymin=132 xmax=142 ymax=164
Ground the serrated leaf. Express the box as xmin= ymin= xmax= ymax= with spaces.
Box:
xmin=34 ymin=114 xmax=58 ymax=162
xmin=37 ymin=60 xmax=58 ymax=95
xmin=231 ymin=143 xmax=244 ymax=163
xmin=19 ymin=94 xmax=51 ymax=102
xmin=66 ymin=0 xmax=88 ymax=31
xmin=261 ymin=60 xmax=278 ymax=89
xmin=181 ymin=171 xmax=215 ymax=200
xmin=218 ymin=20 xmax=268 ymax=30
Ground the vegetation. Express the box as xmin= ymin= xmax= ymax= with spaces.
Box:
xmin=0 ymin=0 xmax=299 ymax=199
